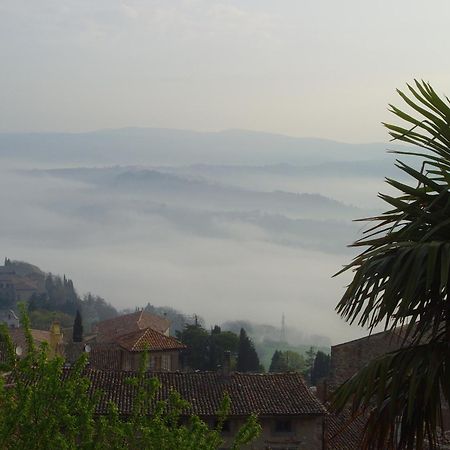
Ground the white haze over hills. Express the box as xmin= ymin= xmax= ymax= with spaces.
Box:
xmin=0 ymin=128 xmax=407 ymax=344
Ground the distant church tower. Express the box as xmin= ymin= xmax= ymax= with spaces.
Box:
xmin=280 ymin=313 xmax=287 ymax=343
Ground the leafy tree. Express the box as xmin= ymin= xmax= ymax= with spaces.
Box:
xmin=28 ymin=309 xmax=73 ymax=330
xmin=72 ymin=309 xmax=83 ymax=342
xmin=237 ymin=328 xmax=262 ymax=372
xmin=27 ymin=292 xmax=49 ymax=311
xmin=208 ymin=326 xmax=239 ymax=371
xmin=177 ymin=323 xmax=210 ymax=370
xmin=283 ymin=350 xmax=306 ymax=372
xmin=310 ymin=350 xmax=330 ymax=386
xmin=269 ymin=350 xmax=305 ymax=373
xmin=302 ymin=346 xmax=316 ymax=384
xmin=332 ymin=81 xmax=450 ymax=449
xmin=81 ymin=292 xmax=118 ymax=332
xmin=0 ymin=307 xmax=261 ymax=449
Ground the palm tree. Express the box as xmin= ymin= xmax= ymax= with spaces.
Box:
xmin=332 ymin=81 xmax=450 ymax=450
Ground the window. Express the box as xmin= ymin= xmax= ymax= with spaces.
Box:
xmin=222 ymin=420 xmax=231 ymax=433
xmin=154 ymin=355 xmax=162 ymax=370
xmin=274 ymin=419 xmax=293 ymax=434
xmin=162 ymin=354 xmax=170 ymax=371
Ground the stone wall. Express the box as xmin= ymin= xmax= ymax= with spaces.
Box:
xmin=328 ymin=330 xmax=404 ymax=389
xmin=221 ymin=415 xmax=324 ymax=450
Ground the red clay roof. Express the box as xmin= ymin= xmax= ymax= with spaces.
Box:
xmin=0 ymin=328 xmax=53 ymax=361
xmin=67 ymin=369 xmax=327 ymax=417
xmin=115 ymin=327 xmax=186 ymax=352
xmin=96 ymin=311 xmax=170 ymax=342
xmin=8 ymin=328 xmax=51 ymax=347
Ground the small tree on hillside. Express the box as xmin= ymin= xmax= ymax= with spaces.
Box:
xmin=72 ymin=310 xmax=83 ymax=343
xmin=237 ymin=328 xmax=261 ymax=372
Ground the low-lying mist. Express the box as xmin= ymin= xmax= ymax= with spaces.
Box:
xmin=0 ymin=129 xmax=405 ymax=344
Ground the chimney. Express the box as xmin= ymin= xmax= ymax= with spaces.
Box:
xmin=49 ymin=321 xmax=63 ymax=357
xmin=220 ymin=351 xmax=232 ymax=377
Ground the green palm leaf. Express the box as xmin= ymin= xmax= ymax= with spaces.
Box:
xmin=332 ymin=81 xmax=450 ymax=449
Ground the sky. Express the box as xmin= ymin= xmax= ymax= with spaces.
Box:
xmin=0 ymin=1 xmax=448 ymax=344
xmin=1 ymin=0 xmax=450 ymax=142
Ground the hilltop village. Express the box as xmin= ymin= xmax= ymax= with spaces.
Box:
xmin=0 ymin=258 xmax=422 ymax=450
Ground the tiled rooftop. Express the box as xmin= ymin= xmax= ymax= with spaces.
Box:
xmin=65 ymin=369 xmax=327 ymax=417
xmin=115 ymin=327 xmax=186 ymax=352
xmin=96 ymin=311 xmax=170 ymax=342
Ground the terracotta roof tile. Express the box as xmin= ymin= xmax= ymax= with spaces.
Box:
xmin=69 ymin=370 xmax=326 ymax=417
xmin=115 ymin=327 xmax=186 ymax=352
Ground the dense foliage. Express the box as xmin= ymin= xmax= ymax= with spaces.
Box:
xmin=268 ymin=349 xmax=305 ymax=373
xmin=236 ymin=328 xmax=262 ymax=372
xmin=1 ymin=259 xmax=118 ymax=332
xmin=333 ymin=81 xmax=450 ymax=449
xmin=177 ymin=324 xmax=239 ymax=371
xmin=0 ymin=309 xmax=261 ymax=450
xmin=310 ymin=350 xmax=330 ymax=386
xmin=72 ymin=310 xmax=83 ymax=343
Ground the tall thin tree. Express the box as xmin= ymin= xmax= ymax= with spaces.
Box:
xmin=236 ymin=328 xmax=261 ymax=372
xmin=72 ymin=310 xmax=83 ymax=343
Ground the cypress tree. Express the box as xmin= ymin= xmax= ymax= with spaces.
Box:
xmin=269 ymin=350 xmax=285 ymax=372
xmin=72 ymin=310 xmax=83 ymax=343
xmin=310 ymin=350 xmax=330 ymax=385
xmin=236 ymin=328 xmax=261 ymax=372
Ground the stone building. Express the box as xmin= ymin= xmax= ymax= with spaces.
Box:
xmin=66 ymin=327 xmax=186 ymax=371
xmin=67 ymin=310 xmax=185 ymax=371
xmin=328 ymin=329 xmax=404 ymax=389
xmin=0 ymin=269 xmax=40 ymax=304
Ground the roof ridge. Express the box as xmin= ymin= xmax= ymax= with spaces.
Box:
xmin=132 ymin=328 xmax=148 ymax=351
xmin=138 ymin=309 xmax=144 ymax=325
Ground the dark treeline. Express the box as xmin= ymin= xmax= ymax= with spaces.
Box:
xmin=177 ymin=324 xmax=262 ymax=372
xmin=28 ymin=273 xmax=117 ymax=331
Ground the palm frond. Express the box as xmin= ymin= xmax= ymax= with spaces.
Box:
xmin=333 ymin=80 xmax=450 ymax=449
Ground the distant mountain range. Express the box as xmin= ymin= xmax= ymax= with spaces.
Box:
xmin=0 ymin=127 xmax=403 ymax=166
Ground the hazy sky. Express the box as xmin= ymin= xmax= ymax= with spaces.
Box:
xmin=2 ymin=0 xmax=450 ymax=142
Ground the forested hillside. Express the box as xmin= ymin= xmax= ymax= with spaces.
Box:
xmin=1 ymin=259 xmax=118 ymax=331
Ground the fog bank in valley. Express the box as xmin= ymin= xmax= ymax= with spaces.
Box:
xmin=0 ymin=129 xmax=403 ymax=344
